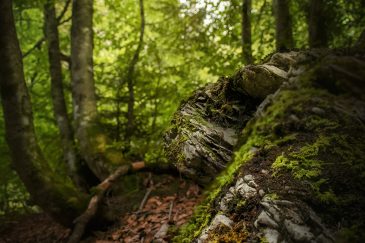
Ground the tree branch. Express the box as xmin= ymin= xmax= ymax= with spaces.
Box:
xmin=56 ymin=0 xmax=72 ymax=23
xmin=22 ymin=0 xmax=71 ymax=59
xmin=67 ymin=162 xmax=145 ymax=243
xmin=22 ymin=37 xmax=46 ymax=58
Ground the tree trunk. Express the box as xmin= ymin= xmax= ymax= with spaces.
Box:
xmin=71 ymin=0 xmax=114 ymax=180
xmin=241 ymin=0 xmax=253 ymax=64
xmin=125 ymin=0 xmax=145 ymax=143
xmin=307 ymin=0 xmax=328 ymax=48
xmin=273 ymin=0 xmax=294 ymax=51
xmin=44 ymin=0 xmax=87 ymax=190
xmin=0 ymin=0 xmax=87 ymax=226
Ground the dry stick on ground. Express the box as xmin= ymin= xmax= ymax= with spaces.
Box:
xmin=138 ymin=172 xmax=153 ymax=211
xmin=67 ymin=162 xmax=145 ymax=243
xmin=139 ymin=188 xmax=153 ymax=211
xmin=168 ymin=201 xmax=173 ymax=223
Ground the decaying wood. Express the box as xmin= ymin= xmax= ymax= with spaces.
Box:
xmin=67 ymin=162 xmax=145 ymax=243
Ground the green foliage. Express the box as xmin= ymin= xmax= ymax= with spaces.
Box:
xmin=2 ymin=0 xmax=365 ymax=218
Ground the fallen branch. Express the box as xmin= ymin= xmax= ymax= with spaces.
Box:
xmin=67 ymin=162 xmax=145 ymax=243
xmin=138 ymin=188 xmax=153 ymax=211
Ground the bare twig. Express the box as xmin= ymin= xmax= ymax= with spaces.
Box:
xmin=138 ymin=188 xmax=153 ymax=211
xmin=168 ymin=201 xmax=173 ymax=223
xmin=22 ymin=37 xmax=45 ymax=58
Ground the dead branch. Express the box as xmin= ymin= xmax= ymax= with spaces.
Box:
xmin=67 ymin=162 xmax=145 ymax=243
xmin=138 ymin=188 xmax=153 ymax=211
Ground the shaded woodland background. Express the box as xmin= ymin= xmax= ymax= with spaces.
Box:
xmin=0 ymin=0 xmax=364 ymax=230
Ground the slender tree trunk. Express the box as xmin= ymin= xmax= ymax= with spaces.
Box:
xmin=307 ymin=0 xmax=328 ymax=48
xmin=125 ymin=0 xmax=145 ymax=143
xmin=44 ymin=0 xmax=87 ymax=190
xmin=273 ymin=0 xmax=294 ymax=51
xmin=0 ymin=0 xmax=87 ymax=226
xmin=241 ymin=0 xmax=253 ymax=64
xmin=71 ymin=0 xmax=113 ymax=180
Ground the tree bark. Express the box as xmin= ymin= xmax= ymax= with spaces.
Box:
xmin=71 ymin=0 xmax=113 ymax=180
xmin=44 ymin=0 xmax=87 ymax=190
xmin=273 ymin=0 xmax=294 ymax=51
xmin=22 ymin=0 xmax=71 ymax=59
xmin=241 ymin=0 xmax=253 ymax=64
xmin=0 ymin=0 xmax=87 ymax=226
xmin=307 ymin=0 xmax=328 ymax=48
xmin=125 ymin=0 xmax=145 ymax=142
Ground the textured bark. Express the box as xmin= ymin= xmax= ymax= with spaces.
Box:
xmin=71 ymin=0 xmax=112 ymax=180
xmin=273 ymin=0 xmax=294 ymax=51
xmin=44 ymin=0 xmax=86 ymax=190
xmin=0 ymin=0 xmax=87 ymax=226
xmin=307 ymin=0 xmax=328 ymax=48
xmin=125 ymin=0 xmax=145 ymax=142
xmin=22 ymin=0 xmax=71 ymax=59
xmin=241 ymin=0 xmax=253 ymax=64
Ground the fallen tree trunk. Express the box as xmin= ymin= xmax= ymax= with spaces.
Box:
xmin=67 ymin=162 xmax=145 ymax=243
xmin=165 ymin=48 xmax=365 ymax=242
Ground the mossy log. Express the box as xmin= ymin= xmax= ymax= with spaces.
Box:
xmin=165 ymin=48 xmax=365 ymax=242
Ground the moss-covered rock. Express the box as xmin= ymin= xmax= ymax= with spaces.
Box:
xmin=164 ymin=52 xmax=298 ymax=186
xmin=166 ymin=48 xmax=365 ymax=242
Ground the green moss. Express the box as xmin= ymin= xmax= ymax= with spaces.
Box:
xmin=173 ymin=64 xmax=365 ymax=240
xmin=173 ymin=138 xmax=261 ymax=241
xmin=337 ymin=225 xmax=365 ymax=242
xmin=173 ymin=204 xmax=212 ymax=242
xmin=207 ymin=224 xmax=249 ymax=242
xmin=266 ymin=193 xmax=280 ymax=200
xmin=305 ymin=116 xmax=339 ymax=130
xmin=272 ymin=135 xmax=331 ymax=180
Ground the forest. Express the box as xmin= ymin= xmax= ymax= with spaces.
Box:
xmin=0 ymin=0 xmax=364 ymax=242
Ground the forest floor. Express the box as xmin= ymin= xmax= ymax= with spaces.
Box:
xmin=0 ymin=174 xmax=202 ymax=243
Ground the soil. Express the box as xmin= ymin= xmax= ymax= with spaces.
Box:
xmin=0 ymin=174 xmax=202 ymax=243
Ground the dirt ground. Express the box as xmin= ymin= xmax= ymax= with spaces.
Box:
xmin=0 ymin=174 xmax=202 ymax=243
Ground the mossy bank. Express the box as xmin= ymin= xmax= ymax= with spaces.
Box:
xmin=165 ymin=48 xmax=365 ymax=242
